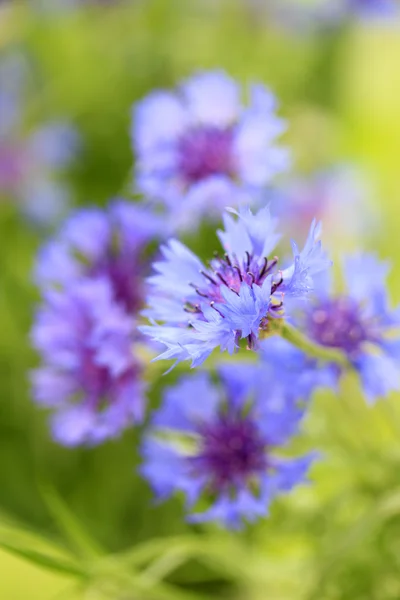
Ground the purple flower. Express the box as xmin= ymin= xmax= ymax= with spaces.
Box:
xmin=35 ymin=200 xmax=164 ymax=313
xmin=347 ymin=0 xmax=398 ymax=19
xmin=294 ymin=254 xmax=400 ymax=402
xmin=31 ymin=200 xmax=165 ymax=444
xmin=140 ymin=205 xmax=331 ymax=367
xmin=0 ymin=54 xmax=80 ymax=227
xmin=257 ymin=335 xmax=338 ymax=399
xmin=263 ymin=0 xmax=397 ymax=33
xmin=31 ymin=278 xmax=146 ymax=446
xmin=132 ymin=70 xmax=289 ymax=230
xmin=271 ymin=166 xmax=379 ymax=248
xmin=141 ymin=369 xmax=314 ymax=528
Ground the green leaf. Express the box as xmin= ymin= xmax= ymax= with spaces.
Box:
xmin=0 ymin=516 xmax=87 ymax=579
xmin=40 ymin=485 xmax=105 ymax=559
xmin=0 ymin=541 xmax=87 ymax=579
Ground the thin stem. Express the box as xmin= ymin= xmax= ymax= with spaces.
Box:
xmin=279 ymin=322 xmax=351 ymax=369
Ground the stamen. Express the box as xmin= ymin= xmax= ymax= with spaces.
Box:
xmin=195 ymin=288 xmax=210 ymax=298
xmin=217 ymin=273 xmax=229 ymax=286
xmin=201 ymin=271 xmax=217 ymax=285
xmin=259 ymin=257 xmax=269 ymax=279
xmin=247 ymin=272 xmax=255 ymax=285
xmin=233 ymin=265 xmax=243 ymax=281
xmin=210 ymin=301 xmax=224 ymax=317
xmin=245 ymin=251 xmax=251 ymax=270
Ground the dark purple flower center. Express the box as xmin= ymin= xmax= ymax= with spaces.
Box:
xmin=187 ymin=252 xmax=282 ymax=311
xmin=307 ymin=296 xmax=372 ymax=356
xmin=80 ymin=347 xmax=114 ymax=404
xmin=79 ymin=344 xmax=137 ymax=410
xmin=177 ymin=126 xmax=235 ymax=184
xmin=92 ymin=254 xmax=144 ymax=314
xmin=192 ymin=415 xmax=267 ymax=492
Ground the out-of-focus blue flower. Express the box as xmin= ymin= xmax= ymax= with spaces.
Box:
xmin=132 ymin=70 xmax=289 ymax=230
xmin=262 ymin=0 xmax=397 ymax=33
xmin=141 ymin=368 xmax=314 ymax=528
xmin=140 ymin=205 xmax=331 ymax=367
xmin=31 ymin=278 xmax=146 ymax=446
xmin=32 ymin=200 xmax=164 ymax=444
xmin=35 ymin=200 xmax=165 ymax=313
xmin=347 ymin=0 xmax=398 ymax=19
xmin=257 ymin=335 xmax=338 ymax=398
xmin=291 ymin=254 xmax=400 ymax=402
xmin=30 ymin=0 xmax=119 ymax=12
xmin=271 ymin=166 xmax=379 ymax=249
xmin=0 ymin=53 xmax=80 ymax=227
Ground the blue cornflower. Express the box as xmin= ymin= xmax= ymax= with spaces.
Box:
xmin=32 ymin=201 xmax=164 ymax=444
xmin=271 ymin=166 xmax=378 ymax=248
xmin=140 ymin=205 xmax=331 ymax=367
xmin=263 ymin=0 xmax=397 ymax=32
xmin=0 ymin=55 xmax=79 ymax=222
xmin=141 ymin=368 xmax=314 ymax=528
xmin=31 ymin=278 xmax=146 ymax=446
xmin=293 ymin=254 xmax=400 ymax=402
xmin=0 ymin=54 xmax=80 ymax=226
xmin=35 ymin=200 xmax=164 ymax=313
xmin=347 ymin=0 xmax=398 ymax=18
xmin=257 ymin=335 xmax=338 ymax=399
xmin=132 ymin=70 xmax=289 ymax=230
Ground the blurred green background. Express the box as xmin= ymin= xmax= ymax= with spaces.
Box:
xmin=2 ymin=1 xmax=400 ymax=598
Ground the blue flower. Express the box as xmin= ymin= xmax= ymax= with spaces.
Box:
xmin=141 ymin=369 xmax=314 ymax=528
xmin=257 ymin=336 xmax=338 ymax=400
xmin=263 ymin=0 xmax=397 ymax=34
xmin=35 ymin=200 xmax=165 ymax=313
xmin=270 ymin=165 xmax=379 ymax=248
xmin=31 ymin=278 xmax=146 ymax=446
xmin=347 ymin=0 xmax=398 ymax=19
xmin=140 ymin=206 xmax=331 ymax=368
xmin=293 ymin=254 xmax=400 ymax=402
xmin=281 ymin=220 xmax=331 ymax=297
xmin=132 ymin=70 xmax=289 ymax=230
xmin=0 ymin=54 xmax=80 ymax=227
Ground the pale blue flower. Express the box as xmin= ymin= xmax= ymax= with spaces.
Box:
xmin=132 ymin=70 xmax=289 ymax=230
xmin=141 ymin=206 xmax=330 ymax=367
xmin=141 ymin=369 xmax=314 ymax=528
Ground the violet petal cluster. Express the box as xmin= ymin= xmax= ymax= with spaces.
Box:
xmin=140 ymin=205 xmax=331 ymax=367
xmin=287 ymin=254 xmax=400 ymax=402
xmin=0 ymin=54 xmax=80 ymax=226
xmin=35 ymin=200 xmax=164 ymax=312
xmin=141 ymin=367 xmax=314 ymax=528
xmin=31 ymin=279 xmax=145 ymax=446
xmin=132 ymin=70 xmax=289 ymax=230
xmin=32 ymin=200 xmax=163 ymax=445
xmin=271 ymin=165 xmax=377 ymax=245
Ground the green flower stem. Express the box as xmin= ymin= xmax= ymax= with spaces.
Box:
xmin=279 ymin=322 xmax=351 ymax=369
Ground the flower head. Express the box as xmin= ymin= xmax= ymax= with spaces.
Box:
xmin=0 ymin=53 xmax=80 ymax=227
xmin=31 ymin=278 xmax=146 ymax=446
xmin=0 ymin=55 xmax=79 ymax=225
xmin=347 ymin=0 xmax=398 ymax=18
xmin=271 ymin=166 xmax=378 ymax=248
xmin=132 ymin=71 xmax=289 ymax=230
xmin=141 ymin=368 xmax=313 ymax=528
xmin=141 ymin=205 xmax=331 ymax=367
xmin=35 ymin=200 xmax=164 ymax=313
xmin=32 ymin=201 xmax=165 ymax=444
xmin=294 ymin=254 xmax=400 ymax=402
